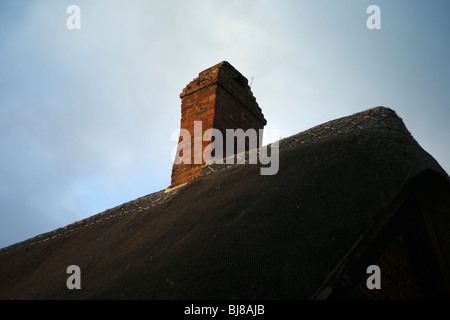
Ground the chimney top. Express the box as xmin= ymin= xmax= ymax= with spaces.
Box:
xmin=180 ymin=61 xmax=233 ymax=97
xmin=180 ymin=61 xmax=266 ymax=125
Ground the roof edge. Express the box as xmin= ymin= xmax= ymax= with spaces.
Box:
xmin=0 ymin=187 xmax=181 ymax=256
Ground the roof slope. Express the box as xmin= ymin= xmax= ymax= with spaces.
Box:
xmin=0 ymin=107 xmax=448 ymax=299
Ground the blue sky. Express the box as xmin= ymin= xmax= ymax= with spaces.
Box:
xmin=0 ymin=0 xmax=449 ymax=248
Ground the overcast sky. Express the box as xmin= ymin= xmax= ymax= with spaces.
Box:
xmin=1 ymin=0 xmax=449 ymax=248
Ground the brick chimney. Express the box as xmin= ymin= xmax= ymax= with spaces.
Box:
xmin=170 ymin=61 xmax=267 ymax=188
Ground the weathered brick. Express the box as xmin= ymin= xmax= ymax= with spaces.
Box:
xmin=170 ymin=62 xmax=267 ymax=187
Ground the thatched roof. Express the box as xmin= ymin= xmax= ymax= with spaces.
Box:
xmin=0 ymin=107 xmax=448 ymax=299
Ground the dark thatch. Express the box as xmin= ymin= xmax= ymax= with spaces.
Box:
xmin=0 ymin=107 xmax=449 ymax=299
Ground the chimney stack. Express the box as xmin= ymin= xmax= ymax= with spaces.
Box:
xmin=170 ymin=61 xmax=267 ymax=188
